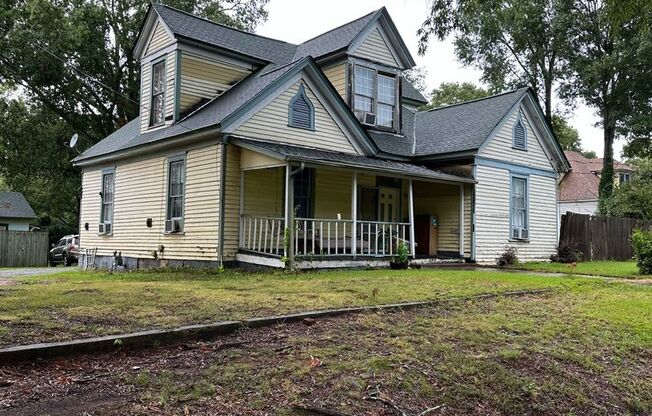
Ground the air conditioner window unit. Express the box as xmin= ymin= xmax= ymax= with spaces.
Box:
xmin=98 ymin=223 xmax=111 ymax=234
xmin=165 ymin=218 xmax=183 ymax=233
xmin=512 ymin=228 xmax=528 ymax=240
xmin=355 ymin=111 xmax=376 ymax=126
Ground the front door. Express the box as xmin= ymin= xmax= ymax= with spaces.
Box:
xmin=378 ymin=187 xmax=399 ymax=222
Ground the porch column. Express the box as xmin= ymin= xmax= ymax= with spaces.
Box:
xmin=351 ymin=171 xmax=357 ymax=258
xmin=459 ymin=184 xmax=465 ymax=257
xmin=408 ymin=179 xmax=416 ymax=257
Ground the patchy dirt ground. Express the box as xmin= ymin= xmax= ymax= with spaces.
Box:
xmin=1 ymin=288 xmax=650 ymax=416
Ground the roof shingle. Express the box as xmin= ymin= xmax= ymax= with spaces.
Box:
xmin=0 ymin=192 xmax=37 ymax=219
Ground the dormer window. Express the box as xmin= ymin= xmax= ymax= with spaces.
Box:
xmin=352 ymin=64 xmax=399 ymax=131
xmin=288 ymin=84 xmax=315 ymax=130
xmin=512 ymin=116 xmax=527 ymax=150
xmin=150 ymin=60 xmax=166 ymax=127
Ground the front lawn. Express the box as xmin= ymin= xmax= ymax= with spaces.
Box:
xmin=0 ymin=268 xmax=591 ymax=347
xmin=517 ymin=260 xmax=647 ymax=279
xmin=2 ymin=280 xmax=650 ymax=415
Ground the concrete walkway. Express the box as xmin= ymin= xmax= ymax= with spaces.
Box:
xmin=0 ymin=267 xmax=63 ymax=283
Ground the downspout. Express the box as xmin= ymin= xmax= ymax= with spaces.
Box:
xmin=218 ymin=137 xmax=228 ymax=268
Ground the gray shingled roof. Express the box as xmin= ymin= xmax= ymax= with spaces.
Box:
xmin=401 ymin=77 xmax=428 ymax=104
xmin=0 ymin=192 xmax=37 ymax=219
xmin=75 ymin=60 xmax=301 ymax=162
xmin=153 ymin=4 xmax=296 ymax=64
xmin=232 ymin=137 xmax=475 ymax=183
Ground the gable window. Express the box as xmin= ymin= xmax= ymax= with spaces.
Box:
xmin=619 ymin=172 xmax=631 ymax=184
xmin=352 ymin=64 xmax=399 ymax=131
xmin=150 ymin=60 xmax=166 ymax=127
xmin=99 ymin=171 xmax=114 ymax=234
xmin=510 ymin=176 xmax=528 ymax=240
xmin=165 ymin=156 xmax=185 ymax=233
xmin=512 ymin=116 xmax=527 ymax=150
xmin=288 ymin=84 xmax=315 ymax=130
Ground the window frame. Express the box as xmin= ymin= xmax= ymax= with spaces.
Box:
xmin=99 ymin=168 xmax=115 ymax=235
xmin=288 ymin=84 xmax=315 ymax=131
xmin=292 ymin=167 xmax=315 ymax=220
xmin=165 ymin=154 xmax=186 ymax=234
xmin=149 ymin=59 xmax=166 ymax=127
xmin=619 ymin=172 xmax=631 ymax=184
xmin=512 ymin=114 xmax=528 ymax=151
xmin=351 ymin=62 xmax=400 ymax=132
xmin=509 ymin=174 xmax=529 ymax=242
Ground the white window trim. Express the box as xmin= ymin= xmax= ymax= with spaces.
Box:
xmin=351 ymin=62 xmax=400 ymax=132
xmin=99 ymin=168 xmax=115 ymax=236
xmin=149 ymin=58 xmax=166 ymax=127
xmin=165 ymin=153 xmax=186 ymax=234
xmin=509 ymin=174 xmax=529 ymax=242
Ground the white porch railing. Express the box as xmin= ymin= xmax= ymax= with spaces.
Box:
xmin=239 ymin=216 xmax=410 ymax=258
xmin=240 ymin=216 xmax=285 ymax=255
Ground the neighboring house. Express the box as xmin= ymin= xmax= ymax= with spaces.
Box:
xmin=73 ymin=5 xmax=570 ymax=268
xmin=0 ymin=192 xmax=37 ymax=231
xmin=559 ymin=151 xmax=634 ymax=217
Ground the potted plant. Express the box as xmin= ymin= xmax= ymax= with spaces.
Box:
xmin=390 ymin=240 xmax=409 ymax=269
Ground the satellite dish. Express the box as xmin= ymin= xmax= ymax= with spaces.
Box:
xmin=69 ymin=133 xmax=78 ymax=148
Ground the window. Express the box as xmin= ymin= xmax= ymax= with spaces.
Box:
xmin=510 ymin=176 xmax=528 ymax=240
xmin=619 ymin=172 xmax=631 ymax=184
xmin=99 ymin=171 xmax=114 ymax=234
xmin=293 ymin=168 xmax=314 ymax=219
xmin=288 ymin=84 xmax=315 ymax=130
xmin=165 ymin=157 xmax=185 ymax=233
xmin=513 ymin=117 xmax=527 ymax=150
xmin=0 ymin=224 xmax=7 ymax=231
xmin=150 ymin=60 xmax=166 ymax=127
xmin=353 ymin=64 xmax=398 ymax=130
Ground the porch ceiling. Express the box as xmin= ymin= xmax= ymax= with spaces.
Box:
xmin=229 ymin=136 xmax=476 ymax=184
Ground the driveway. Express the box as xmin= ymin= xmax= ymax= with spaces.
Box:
xmin=0 ymin=267 xmax=63 ymax=283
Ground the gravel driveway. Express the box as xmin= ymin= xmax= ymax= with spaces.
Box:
xmin=0 ymin=267 xmax=65 ymax=279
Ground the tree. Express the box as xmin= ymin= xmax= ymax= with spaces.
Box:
xmin=551 ymin=114 xmax=581 ymax=151
xmin=417 ymin=0 xmax=572 ymax=121
xmin=402 ymin=66 xmax=429 ymax=96
xmin=560 ymin=0 xmax=650 ymax=212
xmin=0 ymin=0 xmax=269 ymax=237
xmin=602 ymin=158 xmax=652 ymax=219
xmin=425 ymin=82 xmax=489 ymax=109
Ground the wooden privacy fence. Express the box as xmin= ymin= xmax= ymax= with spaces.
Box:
xmin=559 ymin=212 xmax=652 ymax=261
xmin=0 ymin=231 xmax=49 ymax=267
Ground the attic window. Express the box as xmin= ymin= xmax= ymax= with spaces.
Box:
xmin=513 ymin=117 xmax=527 ymax=150
xmin=149 ymin=60 xmax=166 ymax=127
xmin=288 ymin=84 xmax=314 ymax=130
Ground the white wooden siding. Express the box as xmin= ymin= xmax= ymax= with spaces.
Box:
xmin=480 ymin=107 xmax=556 ymax=171
xmin=79 ymin=142 xmax=221 ymax=261
xmin=179 ymin=52 xmax=251 ymax=114
xmin=322 ymin=62 xmax=347 ymax=101
xmin=145 ymin=21 xmax=173 ymax=56
xmin=222 ymin=144 xmax=241 ymax=260
xmin=139 ymin=63 xmax=152 ymax=132
xmin=352 ymin=27 xmax=399 ymax=68
xmin=474 ymin=165 xmax=558 ymax=263
xmin=234 ymin=79 xmax=358 ymax=154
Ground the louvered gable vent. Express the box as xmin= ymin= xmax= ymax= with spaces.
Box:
xmin=513 ymin=117 xmax=527 ymax=150
xmin=288 ymin=84 xmax=315 ymax=130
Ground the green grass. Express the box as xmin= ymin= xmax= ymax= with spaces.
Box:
xmin=0 ymin=267 xmax=592 ymax=347
xmin=517 ymin=260 xmax=647 ymax=278
xmin=124 ymin=281 xmax=652 ymax=414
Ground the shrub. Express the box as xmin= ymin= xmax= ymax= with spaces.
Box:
xmin=550 ymin=242 xmax=583 ymax=263
xmin=631 ymin=229 xmax=652 ymax=275
xmin=393 ymin=240 xmax=409 ymax=264
xmin=496 ymin=246 xmax=519 ymax=267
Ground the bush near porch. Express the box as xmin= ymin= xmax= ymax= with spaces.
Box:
xmin=0 ymin=267 xmax=589 ymax=348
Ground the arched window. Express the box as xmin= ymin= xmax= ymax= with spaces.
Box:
xmin=512 ymin=116 xmax=527 ymax=150
xmin=288 ymin=84 xmax=315 ymax=130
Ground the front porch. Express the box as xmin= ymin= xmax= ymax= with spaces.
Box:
xmin=233 ymin=140 xmax=474 ymax=269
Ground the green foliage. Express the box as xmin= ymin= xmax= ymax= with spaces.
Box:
xmin=417 ymin=0 xmax=573 ymax=119
xmin=598 ymin=161 xmax=615 ymax=214
xmin=631 ymin=229 xmax=652 ymax=275
xmin=496 ymin=247 xmax=519 ymax=267
xmin=602 ymin=158 xmax=652 ymax=219
xmin=0 ymin=0 xmax=269 ymax=240
xmin=581 ymin=150 xmax=597 ymax=159
xmin=551 ymin=114 xmax=582 ymax=152
xmin=424 ymin=82 xmax=489 ymax=109
xmin=393 ymin=240 xmax=409 ymax=264
xmin=402 ymin=66 xmax=429 ymax=96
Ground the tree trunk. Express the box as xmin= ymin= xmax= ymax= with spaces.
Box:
xmin=597 ymin=111 xmax=616 ymax=214
xmin=544 ymin=78 xmax=553 ymax=121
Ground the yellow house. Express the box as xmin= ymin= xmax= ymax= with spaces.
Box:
xmin=73 ymin=5 xmax=570 ymax=269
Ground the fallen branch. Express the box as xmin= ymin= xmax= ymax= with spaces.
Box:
xmin=365 ymin=384 xmax=443 ymax=416
xmin=294 ymin=404 xmax=353 ymax=416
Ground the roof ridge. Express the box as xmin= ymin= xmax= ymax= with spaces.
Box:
xmin=419 ymin=87 xmax=528 ymax=114
xmin=153 ymin=3 xmax=297 ymax=47
xmin=297 ymin=8 xmax=381 ymax=46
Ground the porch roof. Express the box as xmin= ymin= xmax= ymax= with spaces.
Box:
xmin=229 ymin=137 xmax=476 ymax=184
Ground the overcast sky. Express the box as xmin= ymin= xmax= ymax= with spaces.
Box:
xmin=257 ymin=0 xmax=624 ymax=159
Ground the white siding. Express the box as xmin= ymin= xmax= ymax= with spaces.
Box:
xmin=0 ymin=219 xmax=30 ymax=231
xmin=352 ymin=27 xmax=400 ymax=68
xmin=234 ymin=79 xmax=358 ymax=154
xmin=79 ymin=142 xmax=221 ymax=261
xmin=474 ymin=165 xmax=558 ymax=263
xmin=558 ymin=201 xmax=597 ymax=217
xmin=145 ymin=21 xmax=173 ymax=56
xmin=479 ymin=107 xmax=556 ymax=171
